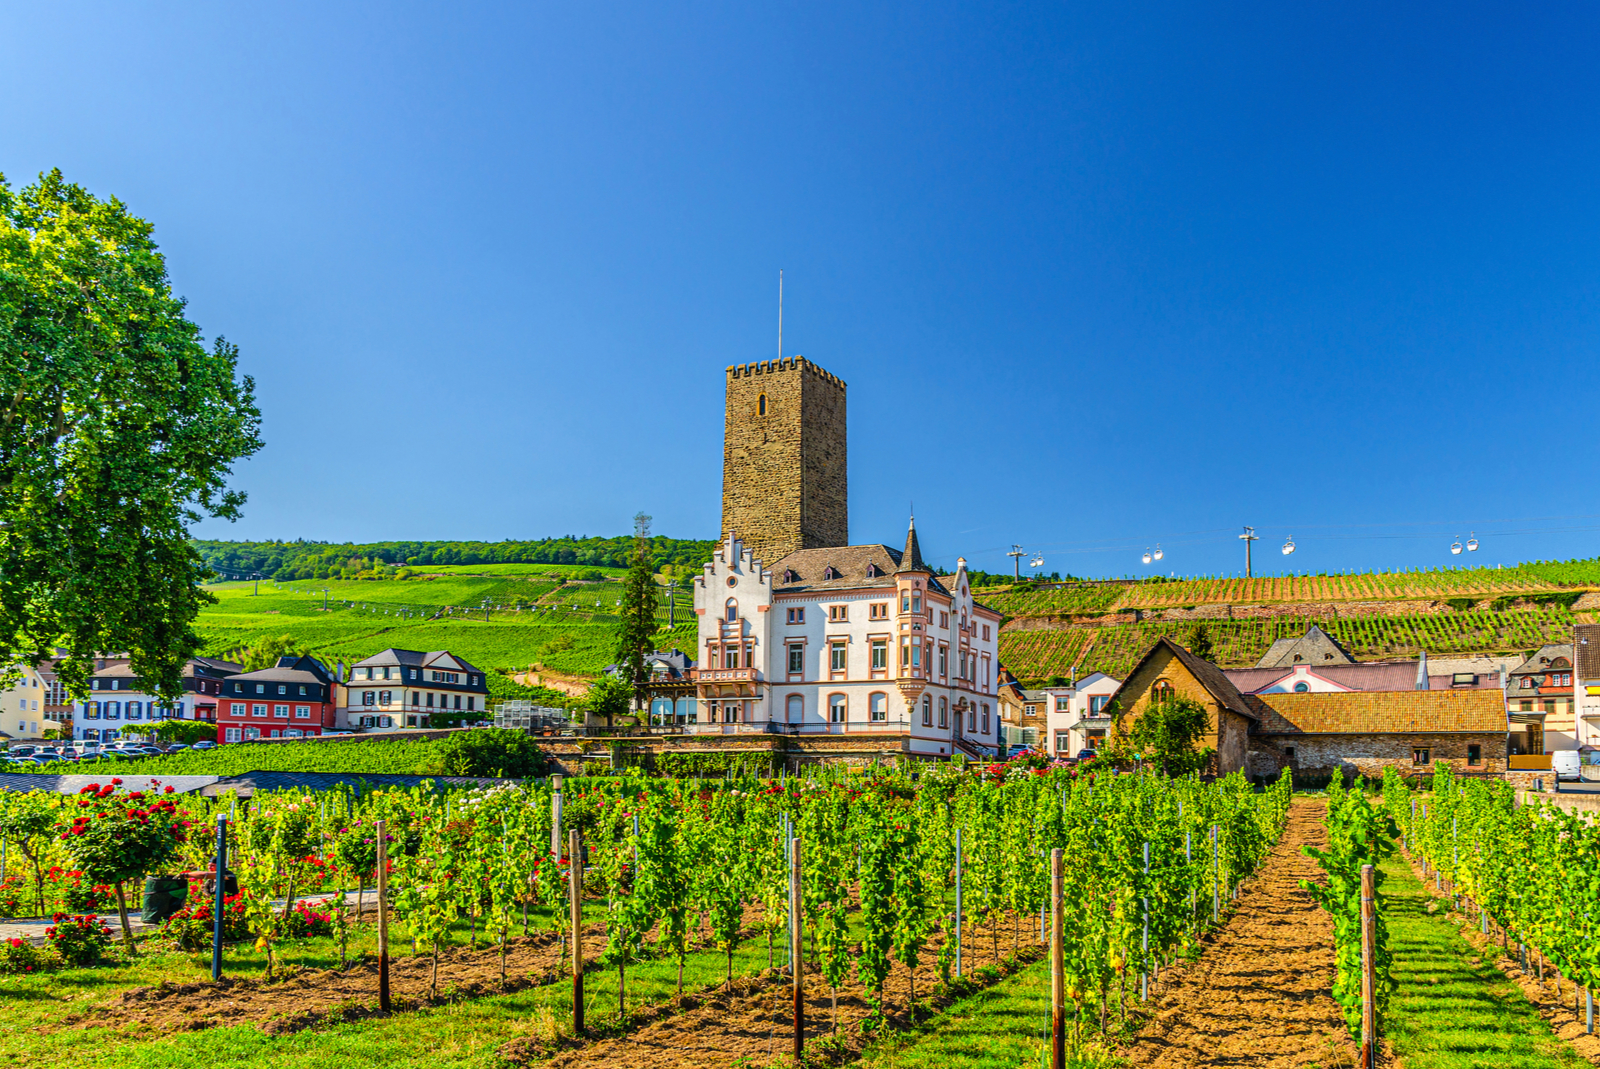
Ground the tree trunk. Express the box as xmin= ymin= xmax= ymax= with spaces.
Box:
xmin=112 ymin=881 xmax=136 ymax=956
xmin=677 ymin=952 xmax=684 ymax=995
xmin=726 ymin=946 xmax=733 ymax=989
xmin=432 ymin=944 xmax=440 ymax=1000
xmin=280 ymin=873 xmax=297 ymax=923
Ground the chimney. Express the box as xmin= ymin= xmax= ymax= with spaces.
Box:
xmin=1415 ymin=650 xmax=1429 ymax=691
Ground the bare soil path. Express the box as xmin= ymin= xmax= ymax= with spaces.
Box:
xmin=1119 ymin=797 xmax=1369 ymax=1069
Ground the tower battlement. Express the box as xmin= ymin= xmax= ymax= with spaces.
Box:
xmin=721 ymin=355 xmax=847 ymax=564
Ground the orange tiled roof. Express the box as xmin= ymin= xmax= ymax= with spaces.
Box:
xmin=1248 ymin=688 xmax=1506 ymax=735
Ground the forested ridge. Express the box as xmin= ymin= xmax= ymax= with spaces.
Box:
xmin=192 ymin=535 xmax=719 ymax=581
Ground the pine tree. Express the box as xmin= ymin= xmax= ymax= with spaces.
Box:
xmin=613 ymin=512 xmax=660 ymax=725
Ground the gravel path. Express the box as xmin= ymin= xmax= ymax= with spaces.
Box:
xmin=1119 ymin=798 xmax=1366 ymax=1069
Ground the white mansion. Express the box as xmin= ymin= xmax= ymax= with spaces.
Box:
xmin=680 ymin=522 xmax=1004 ymax=759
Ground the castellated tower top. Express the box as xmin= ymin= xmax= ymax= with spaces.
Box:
xmin=721 ymin=356 xmax=847 ymax=566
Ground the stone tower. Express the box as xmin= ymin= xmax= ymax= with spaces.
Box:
xmin=721 ymin=357 xmax=847 ymax=565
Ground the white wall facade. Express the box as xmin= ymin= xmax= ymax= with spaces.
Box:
xmin=693 ymin=533 xmax=1003 ymax=759
xmin=1045 ymin=672 xmax=1121 ymax=756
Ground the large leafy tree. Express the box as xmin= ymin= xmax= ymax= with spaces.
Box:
xmin=0 ymin=170 xmax=261 ymax=699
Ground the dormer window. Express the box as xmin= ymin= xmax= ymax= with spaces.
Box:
xmin=823 ymin=566 xmax=838 ymax=580
xmin=782 ymin=569 xmax=798 ymax=583
xmin=865 ymin=563 xmax=879 ymax=578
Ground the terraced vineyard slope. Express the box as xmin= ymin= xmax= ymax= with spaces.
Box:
xmin=989 ymin=558 xmax=1600 ymax=683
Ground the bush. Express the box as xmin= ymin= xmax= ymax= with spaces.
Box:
xmin=433 ymin=729 xmax=547 ymax=778
xmin=160 ymin=890 xmax=250 ymax=950
xmin=282 ymin=898 xmax=336 ymax=938
xmin=652 ymin=751 xmax=776 ymax=777
xmin=45 ymin=914 xmax=114 ymax=967
xmin=0 ymin=937 xmax=45 ymax=974
xmin=0 ymin=875 xmax=25 ymax=916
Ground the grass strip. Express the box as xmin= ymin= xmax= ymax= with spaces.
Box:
xmin=858 ymin=956 xmax=1120 ymax=1069
xmin=1381 ymin=852 xmax=1589 ymax=1068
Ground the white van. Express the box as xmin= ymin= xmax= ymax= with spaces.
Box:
xmin=1552 ymin=750 xmax=1582 ymax=782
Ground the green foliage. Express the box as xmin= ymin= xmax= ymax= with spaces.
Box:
xmin=0 ymin=792 xmax=57 ymax=916
xmin=651 ymin=751 xmax=775 ymax=777
xmin=1102 ymin=696 xmax=1214 ymax=776
xmin=191 ymin=532 xmax=716 ymax=581
xmin=1388 ymin=764 xmax=1600 ymax=998
xmin=44 ymin=913 xmax=114 ymax=967
xmin=432 ymin=729 xmax=547 ymax=778
xmin=1301 ymin=778 xmax=1398 ymax=1039
xmin=147 ymin=719 xmax=218 ymax=745
xmin=614 ymin=513 xmax=661 ymax=710
xmin=0 ymin=934 xmax=46 ymax=973
xmin=0 ymin=170 xmax=263 ymax=700
xmin=24 ymin=737 xmax=460 ymax=776
xmin=583 ymin=674 xmax=633 ymax=727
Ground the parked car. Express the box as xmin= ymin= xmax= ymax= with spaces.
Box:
xmin=1077 ymin=749 xmax=1098 ymax=761
xmin=7 ymin=745 xmax=37 ymax=757
xmin=1552 ymin=750 xmax=1582 ymax=782
xmin=164 ymin=743 xmax=189 ymax=753
xmin=191 ymin=740 xmax=217 ymax=751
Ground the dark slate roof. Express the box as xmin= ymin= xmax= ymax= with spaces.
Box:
xmin=897 ymin=517 xmax=928 ymax=574
xmin=1507 ymin=643 xmax=1574 ymax=678
xmin=771 ymin=545 xmax=904 ymax=591
xmin=198 ymin=770 xmax=524 ymax=797
xmin=350 ymin=648 xmax=485 ymax=675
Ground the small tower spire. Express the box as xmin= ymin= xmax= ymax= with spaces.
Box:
xmin=898 ymin=515 xmax=928 ymax=574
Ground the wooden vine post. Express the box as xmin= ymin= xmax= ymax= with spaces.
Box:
xmin=570 ymin=828 xmax=584 ymax=1033
xmin=376 ymin=819 xmax=391 ymax=1013
xmin=1359 ymin=863 xmax=1375 ymax=1069
xmin=791 ymin=834 xmax=805 ymax=1064
xmin=1050 ymin=848 xmax=1065 ymax=1069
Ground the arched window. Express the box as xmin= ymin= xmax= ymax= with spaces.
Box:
xmin=1293 ymin=681 xmax=1310 ymax=693
xmin=1152 ymin=679 xmax=1174 ymax=702
xmin=938 ymin=696 xmax=948 ymax=728
xmin=725 ymin=599 xmax=738 ymax=621
xmin=786 ymin=694 xmax=804 ymax=723
xmin=921 ymin=695 xmax=932 ymax=727
xmin=758 ymin=393 xmax=767 ymax=416
xmin=829 ymin=694 xmax=847 ymax=723
xmin=869 ymin=692 xmax=887 ymax=722
xmin=981 ymin=703 xmax=990 ymax=734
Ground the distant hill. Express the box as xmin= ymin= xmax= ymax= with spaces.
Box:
xmin=192 ymin=535 xmax=718 ymax=582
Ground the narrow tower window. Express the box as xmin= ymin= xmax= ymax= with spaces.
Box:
xmin=758 ymin=394 xmax=767 ymax=416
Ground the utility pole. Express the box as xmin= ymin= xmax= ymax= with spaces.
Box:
xmin=1007 ymin=545 xmax=1026 ymax=581
xmin=321 ymin=587 xmax=330 ymax=611
xmin=251 ymin=572 xmax=261 ymax=596
xmin=1239 ymin=527 xmax=1259 ymax=579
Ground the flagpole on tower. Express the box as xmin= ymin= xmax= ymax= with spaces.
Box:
xmin=778 ymin=270 xmax=783 ymax=362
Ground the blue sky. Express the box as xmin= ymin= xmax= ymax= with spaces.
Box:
xmin=3 ymin=1 xmax=1597 ymax=578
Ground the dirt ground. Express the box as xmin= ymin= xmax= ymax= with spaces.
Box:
xmin=1116 ymin=798 xmax=1380 ymax=1069
xmin=513 ymin=924 xmax=1039 ymax=1069
xmin=51 ymin=906 xmax=774 ymax=1038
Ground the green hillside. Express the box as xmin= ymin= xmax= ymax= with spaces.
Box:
xmin=196 ymin=573 xmax=697 ymax=681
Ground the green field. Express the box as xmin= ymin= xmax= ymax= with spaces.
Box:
xmin=197 ymin=576 xmax=696 ymax=679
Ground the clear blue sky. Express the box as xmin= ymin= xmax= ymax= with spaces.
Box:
xmin=4 ymin=2 xmax=1597 ymax=579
